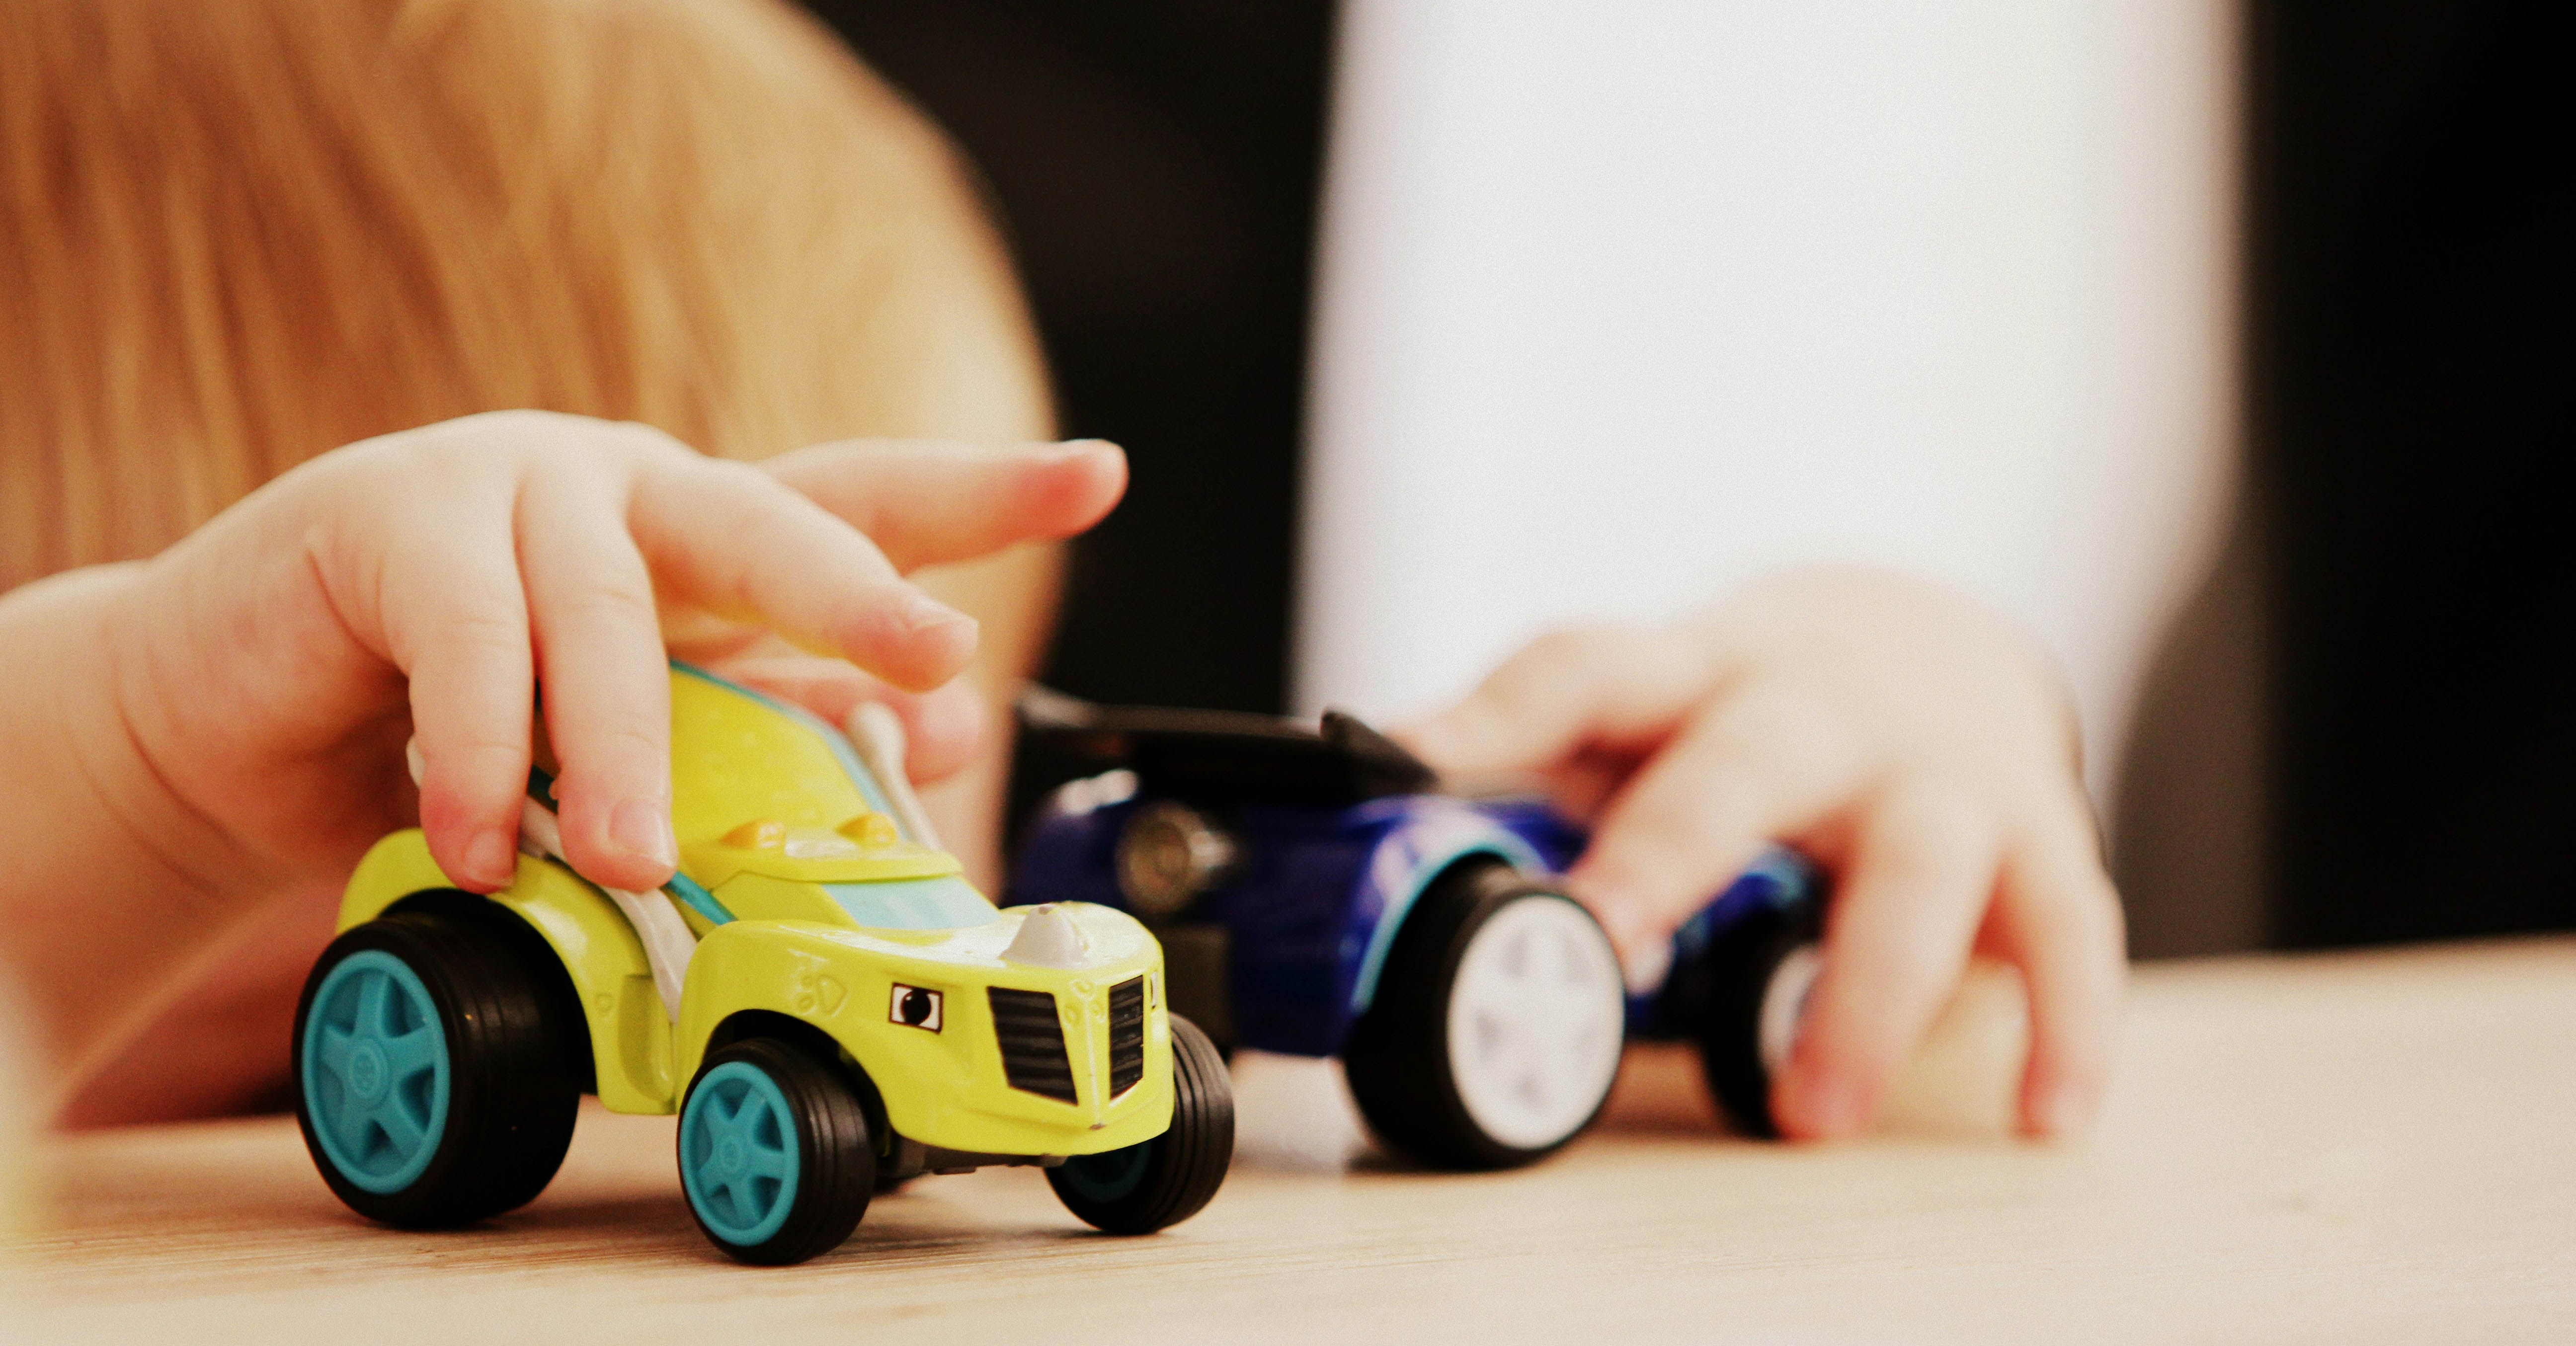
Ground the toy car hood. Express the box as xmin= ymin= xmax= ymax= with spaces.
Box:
xmin=682 ymin=826 xmax=962 ymax=889
xmin=667 ymin=666 xmax=964 ymax=888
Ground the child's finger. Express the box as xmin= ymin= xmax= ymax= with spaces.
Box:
xmin=634 ymin=459 xmax=976 ymax=692
xmin=1770 ymin=786 xmax=1999 ymax=1140
xmin=379 ymin=518 xmax=535 ymax=894
xmin=1562 ymin=683 xmax=1861 ymax=963
xmin=518 ymin=469 xmax=677 ymax=893
xmin=705 ymin=653 xmax=988 ymax=785
xmin=761 ymin=440 xmax=1127 ymax=573
xmin=1992 ymin=816 xmax=2125 ymax=1137
xmin=1394 ymin=625 xmax=1725 ymax=783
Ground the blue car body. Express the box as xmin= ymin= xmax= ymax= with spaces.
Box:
xmin=1008 ymin=776 xmax=1822 ymax=1059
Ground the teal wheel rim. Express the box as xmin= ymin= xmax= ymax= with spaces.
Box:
xmin=1056 ymin=1139 xmax=1155 ymax=1203
xmin=301 ymin=950 xmax=451 ymax=1194
xmin=681 ymin=1061 xmax=803 ymax=1247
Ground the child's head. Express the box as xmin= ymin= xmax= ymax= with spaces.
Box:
xmin=0 ymin=0 xmax=1047 ymax=591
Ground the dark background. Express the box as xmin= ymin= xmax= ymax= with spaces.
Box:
xmin=802 ymin=0 xmax=1336 ymax=719
xmin=805 ymin=0 xmax=2570 ymax=950
xmin=2249 ymin=0 xmax=2570 ymax=948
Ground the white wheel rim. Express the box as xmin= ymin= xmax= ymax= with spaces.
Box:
xmin=1444 ymin=894 xmax=1626 ymax=1151
xmin=1758 ymin=944 xmax=1824 ymax=1076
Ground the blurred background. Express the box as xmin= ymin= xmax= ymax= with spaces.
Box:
xmin=804 ymin=0 xmax=2565 ymax=960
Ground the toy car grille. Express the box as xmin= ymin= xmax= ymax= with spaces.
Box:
xmin=987 ymin=987 xmax=1078 ymax=1102
xmin=1107 ymin=976 xmax=1146 ymax=1096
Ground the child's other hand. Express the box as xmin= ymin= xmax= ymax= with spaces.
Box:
xmin=99 ymin=410 xmax=1123 ymax=904
xmin=1395 ymin=568 xmax=2122 ymax=1142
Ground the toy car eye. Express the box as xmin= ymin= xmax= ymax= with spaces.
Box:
xmin=889 ymin=984 xmax=943 ymax=1031
xmin=1116 ymin=801 xmax=1238 ymax=918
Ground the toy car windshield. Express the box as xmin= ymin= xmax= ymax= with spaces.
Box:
xmin=820 ymin=874 xmax=995 ymax=930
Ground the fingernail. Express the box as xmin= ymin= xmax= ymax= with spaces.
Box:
xmin=896 ymin=591 xmax=975 ymax=636
xmin=610 ymin=799 xmax=678 ymax=870
xmin=465 ymin=830 xmax=518 ymax=889
xmin=1789 ymin=1075 xmax=1868 ymax=1140
xmin=1617 ymin=935 xmax=1674 ymax=997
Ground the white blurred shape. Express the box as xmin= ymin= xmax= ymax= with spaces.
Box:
xmin=1229 ymin=1048 xmax=1373 ymax=1171
xmin=1299 ymin=0 xmax=2238 ymax=802
xmin=1001 ymin=904 xmax=1088 ymax=969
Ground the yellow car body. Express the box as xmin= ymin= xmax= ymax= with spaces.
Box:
xmin=339 ymin=665 xmax=1174 ymax=1160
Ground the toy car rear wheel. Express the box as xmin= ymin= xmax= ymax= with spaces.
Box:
xmin=1048 ymin=1013 xmax=1233 ymax=1234
xmin=678 ymin=1038 xmax=876 ymax=1265
xmin=1687 ymin=895 xmax=1825 ymax=1137
xmin=1344 ymin=859 xmax=1626 ymax=1170
xmin=293 ymin=901 xmax=583 ymax=1227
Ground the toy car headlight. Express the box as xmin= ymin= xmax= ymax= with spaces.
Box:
xmin=889 ymin=984 xmax=943 ymax=1031
xmin=1116 ymin=801 xmax=1238 ymax=918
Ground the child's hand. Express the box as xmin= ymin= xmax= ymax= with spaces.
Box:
xmin=1395 ymin=567 xmax=2123 ymax=1141
xmin=0 ymin=411 xmax=1123 ymax=1079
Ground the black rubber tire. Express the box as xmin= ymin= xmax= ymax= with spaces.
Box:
xmin=1047 ymin=1014 xmax=1233 ymax=1234
xmin=678 ymin=1038 xmax=876 ymax=1266
xmin=1343 ymin=859 xmax=1620 ymax=1171
xmin=292 ymin=902 xmax=583 ymax=1227
xmin=1684 ymin=896 xmax=1825 ymax=1138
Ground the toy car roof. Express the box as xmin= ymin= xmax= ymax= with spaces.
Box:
xmin=1017 ymin=685 xmax=1437 ymax=805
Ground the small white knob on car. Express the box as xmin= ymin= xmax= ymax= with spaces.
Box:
xmin=1003 ymin=904 xmax=1088 ymax=969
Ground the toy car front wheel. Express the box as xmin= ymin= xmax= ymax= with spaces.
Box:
xmin=1048 ymin=1013 xmax=1233 ymax=1234
xmin=293 ymin=901 xmax=583 ymax=1227
xmin=1344 ymin=860 xmax=1626 ymax=1169
xmin=1688 ymin=896 xmax=1824 ymax=1137
xmin=678 ymin=1038 xmax=877 ymax=1265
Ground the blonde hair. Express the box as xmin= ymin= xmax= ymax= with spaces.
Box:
xmin=0 ymin=0 xmax=1048 ymax=590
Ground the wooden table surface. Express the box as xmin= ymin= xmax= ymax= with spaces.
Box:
xmin=6 ymin=939 xmax=2572 ymax=1345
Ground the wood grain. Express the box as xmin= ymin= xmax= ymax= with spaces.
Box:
xmin=6 ymin=940 xmax=2572 ymax=1345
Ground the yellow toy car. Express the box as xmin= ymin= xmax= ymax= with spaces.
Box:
xmin=292 ymin=665 xmax=1232 ymax=1265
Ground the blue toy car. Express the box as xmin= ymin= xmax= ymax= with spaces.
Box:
xmin=1006 ymin=692 xmax=1827 ymax=1169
